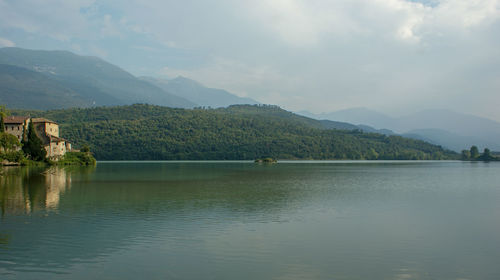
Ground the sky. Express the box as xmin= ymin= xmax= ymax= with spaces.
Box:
xmin=0 ymin=0 xmax=499 ymax=121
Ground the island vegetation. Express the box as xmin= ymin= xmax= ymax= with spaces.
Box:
xmin=461 ymin=146 xmax=499 ymax=161
xmin=255 ymin=158 xmax=277 ymax=163
xmin=12 ymin=104 xmax=457 ymax=161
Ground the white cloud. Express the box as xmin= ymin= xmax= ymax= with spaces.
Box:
xmin=0 ymin=0 xmax=95 ymax=41
xmin=88 ymin=45 xmax=108 ymax=58
xmin=433 ymin=0 xmax=500 ymax=27
xmin=159 ymin=57 xmax=299 ymax=100
xmin=100 ymin=14 xmax=122 ymax=38
xmin=0 ymin=37 xmax=15 ymax=47
xmin=1 ymin=0 xmax=499 ymax=120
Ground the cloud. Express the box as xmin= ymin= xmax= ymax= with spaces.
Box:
xmin=0 ymin=37 xmax=15 ymax=47
xmin=88 ymin=45 xmax=108 ymax=58
xmin=159 ymin=57 xmax=299 ymax=101
xmin=1 ymin=0 xmax=499 ymax=120
xmin=100 ymin=14 xmax=122 ymax=38
xmin=0 ymin=0 xmax=95 ymax=41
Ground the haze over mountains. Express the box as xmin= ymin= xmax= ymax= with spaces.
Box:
xmin=300 ymin=108 xmax=500 ymax=152
xmin=1 ymin=47 xmax=498 ymax=152
xmin=0 ymin=47 xmax=257 ymax=109
xmin=141 ymin=76 xmax=259 ymax=108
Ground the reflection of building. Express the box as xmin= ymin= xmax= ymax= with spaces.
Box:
xmin=0 ymin=167 xmax=72 ymax=215
xmin=44 ymin=167 xmax=72 ymax=209
xmin=3 ymin=116 xmax=72 ymax=160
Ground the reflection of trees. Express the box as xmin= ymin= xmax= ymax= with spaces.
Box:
xmin=0 ymin=166 xmax=90 ymax=215
xmin=0 ymin=167 xmax=31 ymax=215
xmin=0 ymin=163 xmax=315 ymax=274
xmin=0 ymin=162 xmax=400 ymax=276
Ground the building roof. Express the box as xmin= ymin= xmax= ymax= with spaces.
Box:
xmin=3 ymin=116 xmax=29 ymax=124
xmin=32 ymin=118 xmax=58 ymax=124
xmin=48 ymin=135 xmax=67 ymax=143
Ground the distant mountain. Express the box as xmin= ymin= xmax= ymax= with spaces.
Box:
xmin=0 ymin=64 xmax=93 ymax=109
xmin=319 ymin=120 xmax=359 ymax=131
xmin=356 ymin=125 xmax=396 ymax=135
xmin=141 ymin=76 xmax=260 ymax=108
xmin=397 ymin=110 xmax=500 ymax=142
xmin=300 ymin=108 xmax=396 ymax=128
xmin=298 ymin=110 xmax=396 ymax=135
xmin=401 ymin=129 xmax=497 ymax=152
xmin=0 ymin=47 xmax=195 ymax=109
xmin=301 ymin=108 xmax=500 ymax=151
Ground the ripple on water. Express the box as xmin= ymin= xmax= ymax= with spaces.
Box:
xmin=0 ymin=162 xmax=499 ymax=279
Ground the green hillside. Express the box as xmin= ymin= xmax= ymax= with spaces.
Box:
xmin=15 ymin=104 xmax=457 ymax=160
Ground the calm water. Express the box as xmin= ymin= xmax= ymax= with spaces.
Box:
xmin=0 ymin=161 xmax=499 ymax=280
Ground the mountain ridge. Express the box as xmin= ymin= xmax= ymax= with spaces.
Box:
xmin=0 ymin=47 xmax=196 ymax=109
xmin=300 ymin=108 xmax=500 ymax=151
xmin=141 ymin=76 xmax=260 ymax=108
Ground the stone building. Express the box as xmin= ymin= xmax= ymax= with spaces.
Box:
xmin=3 ymin=116 xmax=30 ymax=142
xmin=3 ymin=116 xmax=72 ymax=160
xmin=31 ymin=118 xmax=72 ymax=159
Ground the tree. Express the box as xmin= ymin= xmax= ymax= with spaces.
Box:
xmin=470 ymin=146 xmax=479 ymax=159
xmin=461 ymin=149 xmax=471 ymax=160
xmin=81 ymin=144 xmax=90 ymax=153
xmin=0 ymin=133 xmax=20 ymax=152
xmin=482 ymin=148 xmax=491 ymax=158
xmin=479 ymin=148 xmax=493 ymax=161
xmin=22 ymin=121 xmax=46 ymax=161
xmin=0 ymin=105 xmax=9 ymax=133
xmin=0 ymin=105 xmax=9 ymax=117
xmin=0 ymin=114 xmax=4 ymax=132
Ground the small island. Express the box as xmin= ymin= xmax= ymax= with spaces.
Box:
xmin=1 ymin=112 xmax=96 ymax=166
xmin=255 ymin=158 xmax=277 ymax=164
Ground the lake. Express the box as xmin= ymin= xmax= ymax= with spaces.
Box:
xmin=1 ymin=161 xmax=499 ymax=279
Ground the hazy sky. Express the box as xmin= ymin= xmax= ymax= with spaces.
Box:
xmin=0 ymin=0 xmax=499 ymax=120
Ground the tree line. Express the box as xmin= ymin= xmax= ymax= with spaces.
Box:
xmin=13 ymin=104 xmax=458 ymax=161
xmin=461 ymin=146 xmax=499 ymax=161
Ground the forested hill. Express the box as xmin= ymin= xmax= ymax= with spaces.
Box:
xmin=16 ymin=104 xmax=457 ymax=160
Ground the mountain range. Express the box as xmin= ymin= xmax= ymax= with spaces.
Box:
xmin=140 ymin=76 xmax=259 ymax=108
xmin=1 ymin=47 xmax=497 ymax=152
xmin=300 ymin=108 xmax=500 ymax=151
xmin=0 ymin=47 xmax=257 ymax=109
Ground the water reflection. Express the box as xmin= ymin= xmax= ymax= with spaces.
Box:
xmin=0 ymin=162 xmax=499 ymax=280
xmin=0 ymin=166 xmax=94 ymax=215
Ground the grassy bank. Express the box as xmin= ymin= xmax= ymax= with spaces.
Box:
xmin=1 ymin=151 xmax=96 ymax=166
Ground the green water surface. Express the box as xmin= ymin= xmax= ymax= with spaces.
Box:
xmin=1 ymin=161 xmax=499 ymax=279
